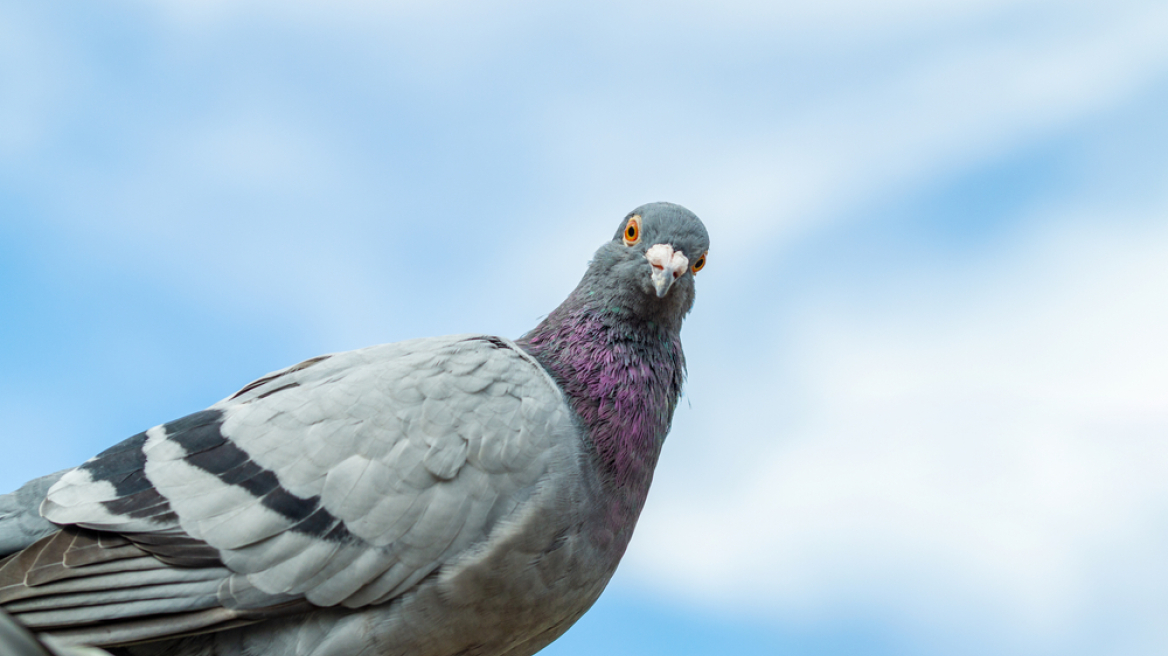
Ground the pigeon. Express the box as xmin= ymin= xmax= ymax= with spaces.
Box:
xmin=0 ymin=202 xmax=710 ymax=656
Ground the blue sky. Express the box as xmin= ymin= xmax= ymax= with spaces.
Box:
xmin=3 ymin=1 xmax=1168 ymax=655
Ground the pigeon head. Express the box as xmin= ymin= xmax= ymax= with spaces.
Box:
xmin=583 ymin=202 xmax=710 ymax=326
xmin=520 ymin=202 xmax=707 ymax=493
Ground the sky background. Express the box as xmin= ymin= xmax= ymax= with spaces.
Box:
xmin=3 ymin=1 xmax=1168 ymax=654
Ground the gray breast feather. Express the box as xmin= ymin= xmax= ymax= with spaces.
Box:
xmin=0 ymin=471 xmax=69 ymax=557
xmin=39 ymin=335 xmax=577 ymax=613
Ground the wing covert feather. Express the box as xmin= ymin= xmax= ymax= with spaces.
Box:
xmin=36 ymin=334 xmax=576 ymax=617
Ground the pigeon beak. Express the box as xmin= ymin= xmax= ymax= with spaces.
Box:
xmin=645 ymin=244 xmax=690 ymax=298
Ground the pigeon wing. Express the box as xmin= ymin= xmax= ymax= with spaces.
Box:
xmin=0 ymin=472 xmax=70 ymax=557
xmin=2 ymin=335 xmax=575 ymax=647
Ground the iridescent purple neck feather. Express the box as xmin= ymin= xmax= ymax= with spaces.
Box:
xmin=520 ymin=302 xmax=685 ymax=492
xmin=519 ymin=202 xmax=708 ymax=542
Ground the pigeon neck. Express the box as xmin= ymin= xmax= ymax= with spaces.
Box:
xmin=519 ymin=295 xmax=685 ymax=502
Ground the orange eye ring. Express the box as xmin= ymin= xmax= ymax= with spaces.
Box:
xmin=623 ymin=215 xmax=641 ymax=245
xmin=691 ymin=251 xmax=707 ymax=274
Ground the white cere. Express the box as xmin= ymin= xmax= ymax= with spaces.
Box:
xmin=645 ymin=243 xmax=690 ymax=279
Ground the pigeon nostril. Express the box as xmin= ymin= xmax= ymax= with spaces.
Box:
xmin=673 ymin=270 xmax=681 ymax=278
xmin=651 ymin=263 xmax=664 ymax=271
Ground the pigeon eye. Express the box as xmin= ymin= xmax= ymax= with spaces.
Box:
xmin=623 ymin=216 xmax=641 ymax=246
xmin=691 ymin=252 xmax=707 ymax=274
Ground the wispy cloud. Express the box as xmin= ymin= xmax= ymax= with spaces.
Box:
xmin=3 ymin=1 xmax=1168 ymax=654
xmin=629 ymin=198 xmax=1168 ymax=652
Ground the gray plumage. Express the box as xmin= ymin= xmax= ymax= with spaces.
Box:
xmin=0 ymin=608 xmax=111 ymax=656
xmin=0 ymin=473 xmax=68 ymax=555
xmin=0 ymin=202 xmax=710 ymax=656
xmin=0 ymin=608 xmax=55 ymax=656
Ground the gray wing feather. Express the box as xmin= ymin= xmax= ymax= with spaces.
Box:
xmin=9 ymin=334 xmax=573 ymax=643
xmin=0 ymin=608 xmax=111 ymax=656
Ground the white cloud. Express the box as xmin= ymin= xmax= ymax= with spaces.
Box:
xmin=0 ymin=5 xmax=83 ymax=156
xmin=7 ymin=0 xmax=1166 ymax=348
xmin=627 ymin=204 xmax=1168 ymax=651
xmin=143 ymin=0 xmax=1069 ymax=40
xmin=545 ymin=0 xmax=1168 ymax=264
